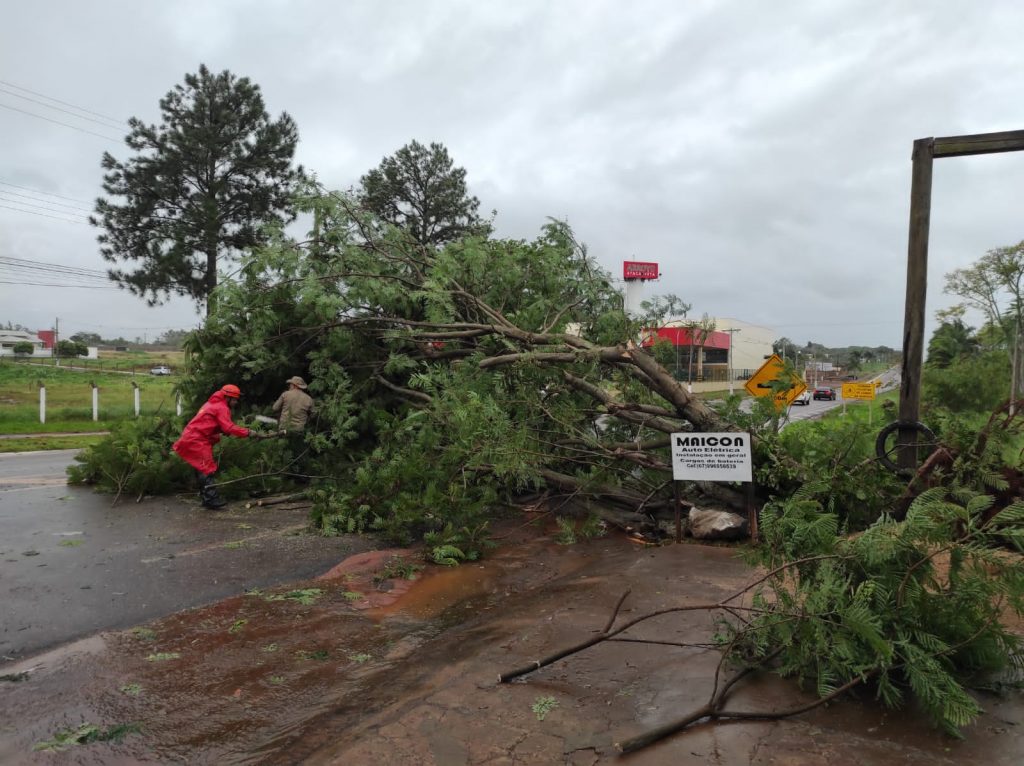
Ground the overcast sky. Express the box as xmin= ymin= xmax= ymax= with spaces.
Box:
xmin=2 ymin=1 xmax=1023 ymax=348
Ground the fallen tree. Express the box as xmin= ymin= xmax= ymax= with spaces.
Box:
xmin=67 ymin=185 xmax=1024 ymax=742
xmin=498 ymin=487 xmax=1024 ymax=749
xmin=70 ymin=189 xmax=907 ymax=545
xmin=165 ymin=191 xmax=836 ymax=550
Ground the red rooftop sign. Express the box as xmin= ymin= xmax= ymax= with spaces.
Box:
xmin=623 ymin=261 xmax=659 ymax=280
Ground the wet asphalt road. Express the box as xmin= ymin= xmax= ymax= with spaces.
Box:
xmin=0 ymin=450 xmax=370 ymax=666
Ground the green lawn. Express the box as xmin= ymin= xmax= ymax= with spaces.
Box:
xmin=1 ymin=349 xmax=186 ymax=375
xmin=0 ymin=362 xmax=179 ymax=432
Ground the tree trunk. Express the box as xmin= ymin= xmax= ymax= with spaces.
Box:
xmin=205 ymin=247 xmax=217 ymax=318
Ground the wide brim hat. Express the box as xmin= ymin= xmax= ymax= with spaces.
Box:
xmin=287 ymin=376 xmax=308 ymax=390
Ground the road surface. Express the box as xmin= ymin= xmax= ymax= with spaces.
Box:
xmin=0 ymin=450 xmax=369 ymax=665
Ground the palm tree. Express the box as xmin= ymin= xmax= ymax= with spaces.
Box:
xmin=926 ymin=320 xmax=978 ymax=369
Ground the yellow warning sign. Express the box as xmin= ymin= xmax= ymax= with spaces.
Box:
xmin=743 ymin=354 xmax=807 ymax=407
xmin=842 ymin=382 xmax=877 ymax=400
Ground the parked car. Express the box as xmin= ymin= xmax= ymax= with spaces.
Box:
xmin=150 ymin=365 xmax=172 ymax=376
xmin=813 ymin=387 xmax=836 ymax=401
xmin=791 ymin=390 xmax=811 ymax=406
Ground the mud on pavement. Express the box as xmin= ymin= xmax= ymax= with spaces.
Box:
xmin=1 ymin=524 xmax=1022 ymax=765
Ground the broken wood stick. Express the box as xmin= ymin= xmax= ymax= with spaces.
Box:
xmin=245 ymin=492 xmax=309 ymax=509
xmin=497 ymin=589 xmax=631 ymax=683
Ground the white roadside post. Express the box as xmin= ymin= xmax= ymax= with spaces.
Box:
xmin=39 ymin=383 xmax=46 ymax=424
xmin=91 ymin=382 xmax=99 ymax=422
xmin=132 ymin=381 xmax=140 ymax=417
xmin=724 ymin=327 xmax=740 ymax=396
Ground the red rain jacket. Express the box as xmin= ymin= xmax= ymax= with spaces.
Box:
xmin=172 ymin=390 xmax=250 ymax=475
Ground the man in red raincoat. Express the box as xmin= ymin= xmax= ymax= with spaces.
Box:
xmin=173 ymin=384 xmax=271 ymax=509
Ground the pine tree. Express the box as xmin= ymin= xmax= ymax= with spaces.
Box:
xmin=358 ymin=140 xmax=488 ymax=247
xmin=92 ymin=65 xmax=303 ymax=315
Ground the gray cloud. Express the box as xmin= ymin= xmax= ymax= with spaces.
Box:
xmin=2 ymin=0 xmax=1022 ymax=347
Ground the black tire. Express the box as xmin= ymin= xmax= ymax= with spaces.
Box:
xmin=875 ymin=420 xmax=938 ymax=476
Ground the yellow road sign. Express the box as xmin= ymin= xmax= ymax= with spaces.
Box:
xmin=842 ymin=382 xmax=877 ymax=400
xmin=744 ymin=354 xmax=807 ymax=407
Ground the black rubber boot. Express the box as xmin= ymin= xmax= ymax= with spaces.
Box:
xmin=198 ymin=473 xmax=227 ymax=510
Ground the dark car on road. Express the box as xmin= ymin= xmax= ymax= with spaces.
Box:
xmin=813 ymin=387 xmax=836 ymax=401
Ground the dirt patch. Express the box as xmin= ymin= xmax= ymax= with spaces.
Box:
xmin=1 ymin=528 xmax=1022 ymax=765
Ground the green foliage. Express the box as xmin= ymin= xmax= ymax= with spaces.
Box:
xmin=923 ymin=351 xmax=1012 ymax=416
xmin=33 ymin=722 xmax=141 ymax=752
xmin=767 ymin=415 xmax=903 ymax=530
xmin=146 ymin=652 xmax=180 ymax=662
xmin=926 ymin=320 xmax=979 ymax=369
xmin=531 ymin=695 xmax=559 ymax=721
xmin=57 ymin=339 xmax=88 ymax=357
xmin=358 ymin=140 xmax=488 ymax=246
xmin=11 ymin=341 xmax=33 ymax=355
xmin=94 ymin=64 xmax=303 ymax=313
xmin=66 ymin=413 xmax=296 ymax=500
xmin=554 ymin=514 xmax=607 ymax=545
xmin=374 ymin=556 xmax=422 ymax=582
xmin=67 ymin=416 xmax=193 ymax=497
xmin=424 ymin=522 xmax=493 ymax=565
xmin=554 ymin=517 xmax=577 ymax=545
xmin=259 ymin=588 xmax=322 ymax=605
xmin=736 ymin=489 xmax=1024 ymax=736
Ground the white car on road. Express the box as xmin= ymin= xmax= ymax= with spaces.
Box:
xmin=791 ymin=390 xmax=811 ymax=406
xmin=149 ymin=365 xmax=171 ymax=376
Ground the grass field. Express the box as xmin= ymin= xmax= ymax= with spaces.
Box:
xmin=0 ymin=434 xmax=106 ymax=454
xmin=0 ymin=362 xmax=180 ymax=432
xmin=0 ymin=349 xmax=186 ymax=375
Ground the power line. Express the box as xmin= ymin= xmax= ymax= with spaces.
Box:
xmin=0 ymin=255 xmax=107 ymax=276
xmin=0 ymin=179 xmax=93 ymax=205
xmin=0 ymin=188 xmax=92 ymax=212
xmin=0 ymin=202 xmax=89 ymax=224
xmin=0 ymin=280 xmax=117 ymax=289
xmin=0 ymin=194 xmax=91 ymax=219
xmin=0 ymin=86 xmax=125 ymax=131
xmin=0 ymin=79 xmax=126 ymax=126
xmin=0 ymin=257 xmax=110 ymax=290
xmin=0 ymin=267 xmax=109 ymax=286
xmin=0 ymin=102 xmax=121 ymax=142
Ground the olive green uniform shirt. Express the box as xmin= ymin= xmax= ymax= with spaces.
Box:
xmin=272 ymin=388 xmax=314 ymax=432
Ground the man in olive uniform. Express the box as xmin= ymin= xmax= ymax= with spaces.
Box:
xmin=272 ymin=376 xmax=315 ymax=480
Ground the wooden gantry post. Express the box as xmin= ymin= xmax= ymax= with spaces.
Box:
xmin=899 ymin=129 xmax=1024 ymax=469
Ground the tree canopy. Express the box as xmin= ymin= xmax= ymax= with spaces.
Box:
xmin=944 ymin=240 xmax=1024 ymax=402
xmin=358 ymin=140 xmax=488 ymax=247
xmin=92 ymin=64 xmax=304 ymax=315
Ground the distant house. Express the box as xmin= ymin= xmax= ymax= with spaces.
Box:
xmin=0 ymin=330 xmax=45 ymax=354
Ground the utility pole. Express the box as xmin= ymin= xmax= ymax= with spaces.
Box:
xmin=54 ymin=317 xmax=59 ymax=367
xmin=723 ymin=328 xmax=740 ymax=395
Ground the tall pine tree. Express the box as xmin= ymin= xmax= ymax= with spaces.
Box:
xmin=92 ymin=65 xmax=303 ymax=315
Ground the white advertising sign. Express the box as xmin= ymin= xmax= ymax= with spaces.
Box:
xmin=671 ymin=432 xmax=752 ymax=482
